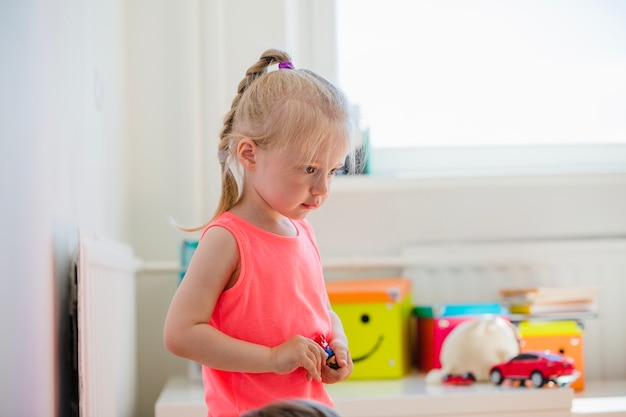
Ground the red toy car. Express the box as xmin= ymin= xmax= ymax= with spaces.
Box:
xmin=489 ymin=350 xmax=579 ymax=388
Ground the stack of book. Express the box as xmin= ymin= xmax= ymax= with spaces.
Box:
xmin=499 ymin=286 xmax=599 ymax=317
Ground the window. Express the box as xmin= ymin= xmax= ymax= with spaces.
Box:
xmin=336 ymin=0 xmax=626 ymax=177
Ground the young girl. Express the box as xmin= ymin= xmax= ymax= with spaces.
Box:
xmin=163 ymin=49 xmax=354 ymax=417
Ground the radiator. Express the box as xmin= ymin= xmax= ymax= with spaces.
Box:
xmin=400 ymin=238 xmax=626 ymax=381
xmin=77 ymin=230 xmax=138 ymax=417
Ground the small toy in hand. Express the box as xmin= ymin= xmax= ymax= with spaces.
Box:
xmin=315 ymin=334 xmax=340 ymax=369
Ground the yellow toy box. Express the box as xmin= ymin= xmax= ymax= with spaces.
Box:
xmin=326 ymin=277 xmax=413 ymax=379
xmin=518 ymin=320 xmax=585 ymax=390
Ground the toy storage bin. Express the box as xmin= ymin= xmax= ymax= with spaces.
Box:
xmin=413 ymin=303 xmax=508 ymax=372
xmin=326 ymin=278 xmax=412 ymax=379
xmin=518 ymin=320 xmax=585 ymax=390
xmin=178 ymin=239 xmax=202 ymax=381
xmin=179 ymin=239 xmax=198 ymax=283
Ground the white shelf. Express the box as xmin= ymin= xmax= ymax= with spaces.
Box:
xmin=572 ymin=379 xmax=626 ymax=417
xmin=155 ymin=374 xmax=626 ymax=417
xmin=155 ymin=377 xmax=206 ymax=417
xmin=326 ymin=373 xmax=572 ymax=417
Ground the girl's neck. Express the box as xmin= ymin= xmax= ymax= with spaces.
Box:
xmin=229 ymin=204 xmax=297 ymax=237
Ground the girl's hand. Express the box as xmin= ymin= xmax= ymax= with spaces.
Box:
xmin=269 ymin=335 xmax=327 ymax=382
xmin=321 ymin=340 xmax=353 ymax=384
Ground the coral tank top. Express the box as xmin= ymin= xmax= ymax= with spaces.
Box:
xmin=201 ymin=212 xmax=333 ymax=417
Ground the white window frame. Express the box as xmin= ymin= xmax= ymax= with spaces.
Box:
xmin=333 ymin=0 xmax=626 ymax=179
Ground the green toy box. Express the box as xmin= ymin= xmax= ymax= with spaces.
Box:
xmin=326 ymin=277 xmax=413 ymax=379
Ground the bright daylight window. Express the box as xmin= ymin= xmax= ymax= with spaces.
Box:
xmin=336 ymin=0 xmax=626 ymax=177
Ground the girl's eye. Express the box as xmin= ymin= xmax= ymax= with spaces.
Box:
xmin=304 ymin=166 xmax=316 ymax=174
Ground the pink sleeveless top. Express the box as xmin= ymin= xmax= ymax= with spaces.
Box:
xmin=201 ymin=212 xmax=333 ymax=417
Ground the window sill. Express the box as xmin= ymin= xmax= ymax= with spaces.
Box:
xmin=333 ymin=170 xmax=626 ymax=194
xmin=350 ymin=144 xmax=626 ymax=186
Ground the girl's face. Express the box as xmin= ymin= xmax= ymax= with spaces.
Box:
xmin=247 ymin=136 xmax=348 ymax=221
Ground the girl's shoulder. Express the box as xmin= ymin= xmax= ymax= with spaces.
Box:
xmin=200 ymin=212 xmax=240 ymax=239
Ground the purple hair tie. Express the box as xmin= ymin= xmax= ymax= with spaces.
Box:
xmin=278 ymin=61 xmax=295 ymax=69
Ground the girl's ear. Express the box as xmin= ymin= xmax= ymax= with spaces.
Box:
xmin=237 ymin=138 xmax=257 ymax=171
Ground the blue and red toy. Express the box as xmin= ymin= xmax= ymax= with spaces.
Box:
xmin=315 ymin=334 xmax=340 ymax=369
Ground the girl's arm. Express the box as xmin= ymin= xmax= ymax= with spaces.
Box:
xmin=163 ymin=226 xmax=326 ymax=381
xmin=322 ymin=304 xmax=353 ymax=383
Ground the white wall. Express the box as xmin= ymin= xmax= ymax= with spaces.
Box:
xmin=310 ymin=174 xmax=626 ymax=260
xmin=1 ymin=1 xmax=128 ymax=416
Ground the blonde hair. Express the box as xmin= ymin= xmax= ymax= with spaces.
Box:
xmin=181 ymin=49 xmax=354 ymax=232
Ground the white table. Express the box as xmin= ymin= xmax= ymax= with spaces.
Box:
xmin=155 ymin=374 xmax=626 ymax=417
xmin=326 ymin=374 xmax=572 ymax=417
xmin=571 ymin=379 xmax=626 ymax=417
xmin=155 ymin=376 xmax=206 ymax=417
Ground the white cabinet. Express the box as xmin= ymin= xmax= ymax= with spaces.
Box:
xmin=327 ymin=374 xmax=572 ymax=417
xmin=155 ymin=377 xmax=206 ymax=417
xmin=155 ymin=375 xmax=626 ymax=417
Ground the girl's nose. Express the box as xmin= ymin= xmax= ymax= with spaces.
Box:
xmin=311 ymin=174 xmax=330 ymax=195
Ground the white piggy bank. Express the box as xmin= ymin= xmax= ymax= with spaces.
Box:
xmin=425 ymin=315 xmax=520 ymax=384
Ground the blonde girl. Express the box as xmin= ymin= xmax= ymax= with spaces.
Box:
xmin=163 ymin=49 xmax=354 ymax=417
